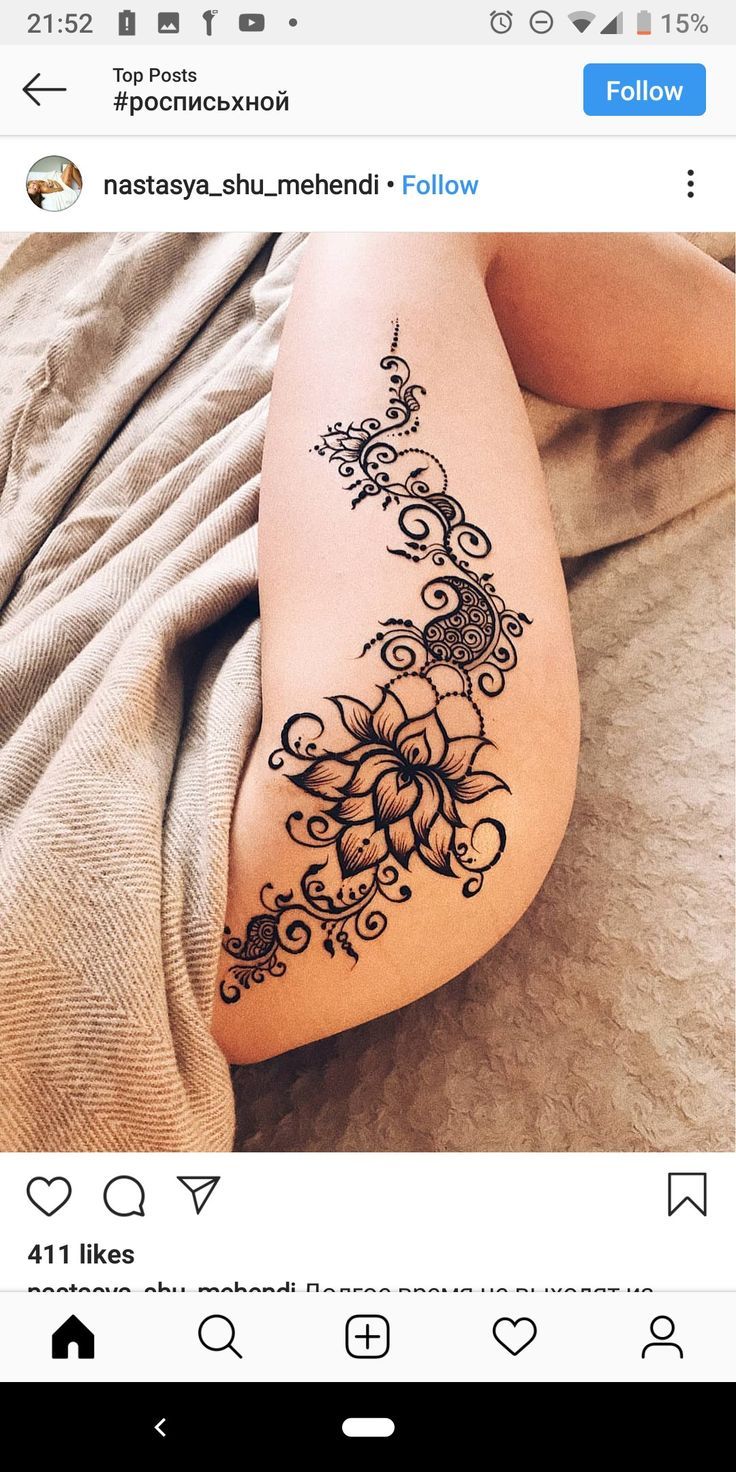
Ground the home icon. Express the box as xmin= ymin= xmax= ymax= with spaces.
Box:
xmin=51 ymin=1314 xmax=95 ymax=1360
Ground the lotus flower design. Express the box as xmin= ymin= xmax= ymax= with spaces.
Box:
xmin=289 ymin=670 xmax=509 ymax=879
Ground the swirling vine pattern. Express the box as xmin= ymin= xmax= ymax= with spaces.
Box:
xmin=219 ymin=325 xmax=530 ymax=1001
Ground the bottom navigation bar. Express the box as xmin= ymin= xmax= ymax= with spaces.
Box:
xmin=1 ymin=1292 xmax=733 ymax=1382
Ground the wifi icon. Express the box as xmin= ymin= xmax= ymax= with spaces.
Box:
xmin=568 ymin=9 xmax=596 ymax=30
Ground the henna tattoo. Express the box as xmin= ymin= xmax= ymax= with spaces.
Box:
xmin=219 ymin=326 xmax=530 ymax=1002
xmin=312 ymin=333 xmax=530 ymax=702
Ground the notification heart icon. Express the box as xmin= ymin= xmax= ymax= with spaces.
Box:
xmin=26 ymin=1176 xmax=72 ymax=1216
xmin=492 ymin=1317 xmax=537 ymax=1355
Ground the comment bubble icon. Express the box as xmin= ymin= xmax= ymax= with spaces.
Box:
xmin=103 ymin=1175 xmax=145 ymax=1217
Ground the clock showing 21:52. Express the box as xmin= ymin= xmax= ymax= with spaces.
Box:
xmin=28 ymin=13 xmax=94 ymax=32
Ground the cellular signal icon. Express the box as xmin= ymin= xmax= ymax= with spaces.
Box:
xmin=568 ymin=10 xmax=596 ymax=30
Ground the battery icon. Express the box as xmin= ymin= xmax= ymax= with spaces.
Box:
xmin=637 ymin=8 xmax=652 ymax=32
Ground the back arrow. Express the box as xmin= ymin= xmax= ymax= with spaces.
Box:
xmin=23 ymin=73 xmax=68 ymax=106
xmin=154 ymin=1419 xmax=166 ymax=1438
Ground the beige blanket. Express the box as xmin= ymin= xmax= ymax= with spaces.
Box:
xmin=0 ymin=232 xmax=732 ymax=1152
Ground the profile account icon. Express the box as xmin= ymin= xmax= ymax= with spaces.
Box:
xmin=641 ymin=1316 xmax=683 ymax=1359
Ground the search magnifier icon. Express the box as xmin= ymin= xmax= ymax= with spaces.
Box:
xmin=198 ymin=1314 xmax=243 ymax=1359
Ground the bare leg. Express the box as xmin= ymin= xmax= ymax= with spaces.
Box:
xmin=485 ymin=232 xmax=735 ymax=410
xmin=213 ymin=230 xmax=732 ymax=1065
xmin=213 ymin=234 xmax=579 ymax=1064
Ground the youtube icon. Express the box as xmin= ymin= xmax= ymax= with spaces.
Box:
xmin=239 ymin=12 xmax=265 ymax=29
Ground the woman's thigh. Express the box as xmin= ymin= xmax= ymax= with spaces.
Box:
xmin=213 ymin=233 xmax=579 ymax=1065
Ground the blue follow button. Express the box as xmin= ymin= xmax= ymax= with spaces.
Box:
xmin=584 ymin=63 xmax=706 ymax=116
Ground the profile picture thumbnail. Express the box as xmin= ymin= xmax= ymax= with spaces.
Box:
xmin=26 ymin=155 xmax=83 ymax=213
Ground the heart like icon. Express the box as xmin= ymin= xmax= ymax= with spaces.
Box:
xmin=492 ymin=1316 xmax=537 ymax=1355
xmin=26 ymin=1176 xmax=72 ymax=1216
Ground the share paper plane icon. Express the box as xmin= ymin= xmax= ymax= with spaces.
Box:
xmin=177 ymin=1176 xmax=220 ymax=1215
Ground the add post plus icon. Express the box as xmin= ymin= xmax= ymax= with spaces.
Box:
xmin=345 ymin=1315 xmax=390 ymax=1358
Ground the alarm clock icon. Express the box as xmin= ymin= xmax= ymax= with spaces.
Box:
xmin=489 ymin=9 xmax=513 ymax=32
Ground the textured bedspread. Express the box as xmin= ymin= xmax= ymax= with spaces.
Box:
xmin=0 ymin=231 xmax=732 ymax=1152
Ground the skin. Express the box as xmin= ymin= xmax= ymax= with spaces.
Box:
xmin=60 ymin=161 xmax=82 ymax=190
xmin=213 ymin=232 xmax=734 ymax=1066
xmin=27 ymin=179 xmax=63 ymax=199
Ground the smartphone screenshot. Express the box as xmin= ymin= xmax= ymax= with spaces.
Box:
xmin=0 ymin=0 xmax=734 ymax=1447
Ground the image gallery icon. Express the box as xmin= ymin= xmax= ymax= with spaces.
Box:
xmin=158 ymin=11 xmax=180 ymax=32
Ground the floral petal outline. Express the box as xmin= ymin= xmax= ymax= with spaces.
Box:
xmin=418 ymin=814 xmax=456 ymax=876
xmin=453 ymin=771 xmax=510 ymax=802
xmin=346 ymin=750 xmax=400 ymax=796
xmin=396 ymin=710 xmax=448 ymax=767
xmin=374 ymin=770 xmax=420 ymax=825
xmin=331 ymin=793 xmax=375 ymax=825
xmin=387 ymin=817 xmax=416 ymax=868
xmin=438 ymin=736 xmax=490 ymax=781
xmin=291 ymin=757 xmax=355 ymax=800
xmin=372 ymin=688 xmax=408 ymax=743
xmin=411 ymin=774 xmax=440 ymax=844
xmin=330 ymin=695 xmax=375 ymax=742
xmin=337 ymin=822 xmax=388 ymax=878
